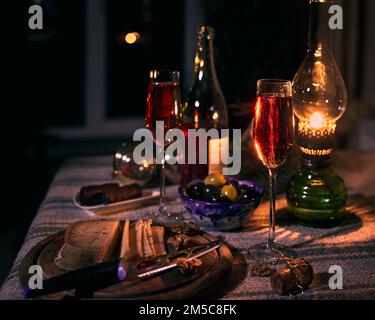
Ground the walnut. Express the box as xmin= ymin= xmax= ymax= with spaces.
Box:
xmin=167 ymin=234 xmax=191 ymax=251
xmin=167 ymin=236 xmax=184 ymax=251
xmin=169 ymin=222 xmax=200 ymax=236
xmin=176 ymin=258 xmax=203 ymax=274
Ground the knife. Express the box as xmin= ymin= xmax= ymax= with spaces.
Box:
xmin=137 ymin=241 xmax=222 ymax=279
xmin=24 ymin=240 xmax=222 ymax=299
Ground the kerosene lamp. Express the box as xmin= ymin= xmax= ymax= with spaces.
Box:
xmin=286 ymin=0 xmax=348 ymax=226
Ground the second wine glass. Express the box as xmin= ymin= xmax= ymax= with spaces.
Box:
xmin=248 ymin=79 xmax=296 ymax=263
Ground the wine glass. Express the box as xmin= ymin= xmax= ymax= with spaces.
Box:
xmin=248 ymin=79 xmax=296 ymax=263
xmin=145 ymin=70 xmax=184 ymax=223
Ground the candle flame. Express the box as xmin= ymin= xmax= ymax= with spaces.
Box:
xmin=309 ymin=112 xmax=325 ymax=129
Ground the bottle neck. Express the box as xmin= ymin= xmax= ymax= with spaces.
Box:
xmin=185 ymin=27 xmax=228 ymax=130
xmin=308 ymin=0 xmax=333 ymax=52
xmin=193 ymin=28 xmax=218 ymax=84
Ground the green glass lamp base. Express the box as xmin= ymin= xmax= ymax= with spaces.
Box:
xmin=287 ymin=203 xmax=346 ymax=228
xmin=286 ymin=160 xmax=348 ymax=228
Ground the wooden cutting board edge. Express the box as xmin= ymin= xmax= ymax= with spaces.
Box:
xmin=19 ymin=232 xmax=233 ymax=300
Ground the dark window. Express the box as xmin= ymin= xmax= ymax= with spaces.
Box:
xmin=26 ymin=0 xmax=86 ymax=126
xmin=106 ymin=0 xmax=184 ymax=118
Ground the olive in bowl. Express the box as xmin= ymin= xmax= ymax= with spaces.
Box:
xmin=178 ymin=175 xmax=264 ymax=231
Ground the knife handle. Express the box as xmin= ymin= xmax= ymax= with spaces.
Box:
xmin=24 ymin=259 xmax=127 ymax=299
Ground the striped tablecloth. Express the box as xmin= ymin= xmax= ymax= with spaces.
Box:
xmin=1 ymin=156 xmax=374 ymax=300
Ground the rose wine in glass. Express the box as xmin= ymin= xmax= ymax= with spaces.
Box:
xmin=145 ymin=70 xmax=183 ymax=223
xmin=146 ymin=82 xmax=180 ymax=138
xmin=249 ymin=79 xmax=296 ymax=263
xmin=253 ymin=95 xmax=295 ymax=171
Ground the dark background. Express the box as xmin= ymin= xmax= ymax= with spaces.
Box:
xmin=1 ymin=0 xmax=374 ymax=285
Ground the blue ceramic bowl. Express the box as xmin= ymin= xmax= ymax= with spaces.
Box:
xmin=178 ymin=178 xmax=264 ymax=231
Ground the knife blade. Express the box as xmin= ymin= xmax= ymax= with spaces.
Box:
xmin=166 ymin=239 xmax=222 ymax=260
xmin=137 ymin=242 xmax=222 ymax=279
xmin=24 ymin=240 xmax=222 ymax=299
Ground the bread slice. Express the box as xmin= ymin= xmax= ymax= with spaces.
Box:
xmin=120 ymin=220 xmax=138 ymax=260
xmin=142 ymin=224 xmax=153 ymax=258
xmin=55 ymin=220 xmax=120 ymax=271
xmin=152 ymin=226 xmax=167 ymax=257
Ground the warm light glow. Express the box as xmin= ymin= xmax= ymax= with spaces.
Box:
xmin=314 ymin=49 xmax=322 ymax=58
xmin=255 ymin=97 xmax=261 ymax=121
xmin=254 ymin=142 xmax=265 ymax=165
xmin=292 ymin=22 xmax=348 ymax=126
xmin=142 ymin=160 xmax=149 ymax=168
xmin=212 ymin=112 xmax=219 ymax=120
xmin=314 ymin=45 xmax=323 ymax=58
xmin=125 ymin=32 xmax=140 ymax=44
xmin=312 ymin=61 xmax=326 ymax=88
xmin=309 ymin=112 xmax=325 ymax=129
xmin=194 ymin=110 xmax=199 ymax=128
xmin=174 ymin=101 xmax=179 ymax=118
xmin=300 ymin=147 xmax=333 ymax=156
xmin=298 ymin=120 xmax=336 ymax=136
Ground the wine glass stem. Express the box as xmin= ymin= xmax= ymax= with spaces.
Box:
xmin=268 ymin=169 xmax=277 ymax=244
xmin=159 ymin=149 xmax=168 ymax=216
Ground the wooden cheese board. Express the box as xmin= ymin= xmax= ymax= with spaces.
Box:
xmin=20 ymin=221 xmax=233 ymax=300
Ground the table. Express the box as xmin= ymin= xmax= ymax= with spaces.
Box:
xmin=1 ymin=152 xmax=375 ymax=300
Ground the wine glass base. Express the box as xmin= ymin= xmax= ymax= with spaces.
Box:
xmin=142 ymin=211 xmax=161 ymax=220
xmin=157 ymin=212 xmax=184 ymax=225
xmin=248 ymin=241 xmax=297 ymax=265
xmin=143 ymin=211 xmax=184 ymax=224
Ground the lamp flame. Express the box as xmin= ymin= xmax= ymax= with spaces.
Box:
xmin=309 ymin=112 xmax=325 ymax=129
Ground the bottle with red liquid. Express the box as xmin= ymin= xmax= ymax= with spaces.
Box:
xmin=180 ymin=26 xmax=228 ymax=185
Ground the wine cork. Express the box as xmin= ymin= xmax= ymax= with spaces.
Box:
xmin=270 ymin=258 xmax=314 ymax=295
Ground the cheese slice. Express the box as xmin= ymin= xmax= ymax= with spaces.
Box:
xmin=55 ymin=220 xmax=120 ymax=271
xmin=135 ymin=220 xmax=144 ymax=258
xmin=120 ymin=219 xmax=130 ymax=258
xmin=141 ymin=222 xmax=153 ymax=258
xmin=144 ymin=219 xmax=156 ymax=256
xmin=120 ymin=219 xmax=167 ymax=261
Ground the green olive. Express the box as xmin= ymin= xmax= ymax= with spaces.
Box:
xmin=221 ymin=184 xmax=238 ymax=201
xmin=204 ymin=173 xmax=226 ymax=187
